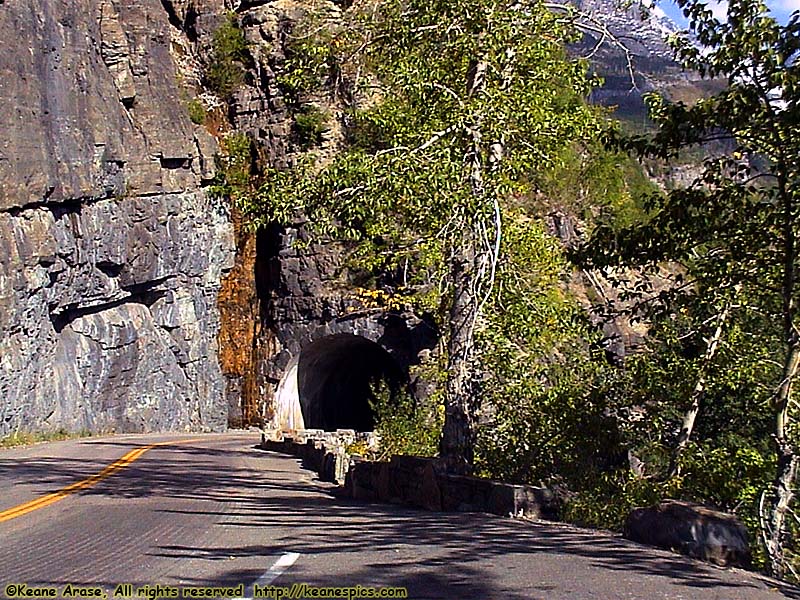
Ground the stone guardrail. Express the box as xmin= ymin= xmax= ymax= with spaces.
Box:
xmin=260 ymin=429 xmax=558 ymax=520
xmin=260 ymin=429 xmax=754 ymax=569
xmin=260 ymin=429 xmax=354 ymax=484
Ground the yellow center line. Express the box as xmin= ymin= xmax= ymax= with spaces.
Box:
xmin=0 ymin=438 xmax=204 ymax=523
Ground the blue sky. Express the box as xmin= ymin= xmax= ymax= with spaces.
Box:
xmin=658 ymin=0 xmax=799 ymax=25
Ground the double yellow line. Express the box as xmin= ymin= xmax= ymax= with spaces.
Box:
xmin=0 ymin=438 xmax=202 ymax=523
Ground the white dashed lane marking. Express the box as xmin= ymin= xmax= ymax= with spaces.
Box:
xmin=235 ymin=552 xmax=301 ymax=599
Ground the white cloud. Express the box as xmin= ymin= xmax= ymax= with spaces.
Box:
xmin=770 ymin=0 xmax=800 ymax=14
xmin=701 ymin=0 xmax=799 ymax=21
xmin=708 ymin=0 xmax=729 ymax=20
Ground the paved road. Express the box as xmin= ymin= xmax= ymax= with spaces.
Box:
xmin=0 ymin=432 xmax=797 ymax=600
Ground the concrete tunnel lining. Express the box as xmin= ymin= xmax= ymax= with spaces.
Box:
xmin=275 ymin=334 xmax=405 ymax=432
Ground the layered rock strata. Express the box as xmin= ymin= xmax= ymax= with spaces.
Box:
xmin=0 ymin=0 xmax=234 ymax=435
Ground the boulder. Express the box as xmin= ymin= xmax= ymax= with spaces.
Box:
xmin=625 ymin=500 xmax=752 ymax=568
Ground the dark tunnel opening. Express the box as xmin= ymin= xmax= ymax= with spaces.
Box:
xmin=296 ymin=334 xmax=405 ymax=431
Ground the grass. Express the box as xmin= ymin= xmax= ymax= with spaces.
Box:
xmin=0 ymin=428 xmax=96 ymax=449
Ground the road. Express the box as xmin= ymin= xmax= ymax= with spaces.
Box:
xmin=0 ymin=432 xmax=796 ymax=600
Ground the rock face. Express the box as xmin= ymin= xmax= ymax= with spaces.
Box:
xmin=625 ymin=500 xmax=752 ymax=568
xmin=217 ymin=1 xmax=439 ymax=428
xmin=215 ymin=1 xmax=300 ymax=429
xmin=0 ymin=0 xmax=234 ymax=435
xmin=0 ymin=0 xmax=426 ymax=435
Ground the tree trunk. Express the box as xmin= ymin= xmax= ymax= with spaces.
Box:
xmin=767 ymin=342 xmax=800 ymax=578
xmin=667 ymin=302 xmax=731 ymax=478
xmin=439 ymin=55 xmax=490 ymax=471
xmin=439 ymin=232 xmax=480 ymax=471
xmin=766 ymin=169 xmax=798 ymax=579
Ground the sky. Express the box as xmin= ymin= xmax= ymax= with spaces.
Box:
xmin=658 ymin=0 xmax=800 ymax=26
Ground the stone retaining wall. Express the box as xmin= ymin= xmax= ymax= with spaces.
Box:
xmin=261 ymin=432 xmax=558 ymax=520
xmin=261 ymin=431 xmax=755 ymax=571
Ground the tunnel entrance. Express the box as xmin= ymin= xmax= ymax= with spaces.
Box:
xmin=275 ymin=334 xmax=405 ymax=432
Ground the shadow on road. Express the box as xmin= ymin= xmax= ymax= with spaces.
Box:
xmin=0 ymin=437 xmax=797 ymax=600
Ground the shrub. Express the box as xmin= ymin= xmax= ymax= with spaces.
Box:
xmin=369 ymin=379 xmax=443 ymax=461
xmin=293 ymin=104 xmax=330 ymax=149
xmin=209 ymin=132 xmax=254 ymax=201
xmin=187 ymin=98 xmax=207 ymax=125
xmin=205 ymin=13 xmax=250 ymax=99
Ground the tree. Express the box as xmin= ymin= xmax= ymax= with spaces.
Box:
xmin=239 ymin=0 xmax=605 ymax=469
xmin=583 ymin=0 xmax=800 ymax=577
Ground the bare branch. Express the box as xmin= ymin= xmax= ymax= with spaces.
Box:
xmin=543 ymin=2 xmax=639 ymax=91
xmin=376 ymin=123 xmax=460 ymax=157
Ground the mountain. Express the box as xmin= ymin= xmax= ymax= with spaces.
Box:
xmin=571 ymin=0 xmax=721 ymax=125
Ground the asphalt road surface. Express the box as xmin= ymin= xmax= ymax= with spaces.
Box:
xmin=0 ymin=432 xmax=797 ymax=600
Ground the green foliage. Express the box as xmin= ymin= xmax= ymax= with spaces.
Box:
xmin=293 ymin=104 xmax=330 ymax=149
xmin=186 ymin=98 xmax=207 ymax=125
xmin=563 ymin=436 xmax=772 ymax=555
xmin=476 ymin=344 xmax=626 ymax=486
xmin=564 ymin=471 xmax=679 ymax=530
xmin=537 ymin=142 xmax=657 ymax=232
xmin=240 ymin=0 xmax=606 ymax=302
xmin=579 ymin=0 xmax=800 ymax=578
xmin=277 ymin=17 xmax=338 ymax=101
xmin=210 ymin=132 xmax=254 ymax=202
xmin=205 ymin=13 xmax=250 ymax=99
xmin=475 ymin=217 xmax=624 ymax=483
xmin=579 ymin=287 xmax=782 ymax=569
xmin=680 ymin=438 xmax=772 ymax=511
xmin=369 ymin=378 xmax=443 ymax=461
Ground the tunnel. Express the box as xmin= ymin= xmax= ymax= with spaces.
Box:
xmin=275 ymin=334 xmax=405 ymax=432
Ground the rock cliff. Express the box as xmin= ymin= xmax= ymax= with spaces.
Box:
xmin=0 ymin=0 xmax=234 ymax=435
xmin=573 ymin=0 xmax=718 ymax=122
xmin=0 ymin=0 xmax=693 ymax=437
